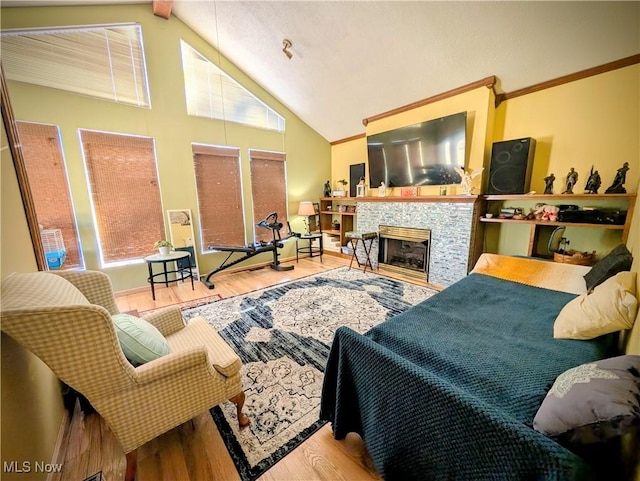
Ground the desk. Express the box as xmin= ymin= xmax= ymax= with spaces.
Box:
xmin=295 ymin=233 xmax=323 ymax=263
xmin=345 ymin=231 xmax=377 ymax=273
xmin=144 ymin=251 xmax=194 ymax=300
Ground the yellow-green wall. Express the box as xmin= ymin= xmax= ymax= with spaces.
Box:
xmin=1 ymin=3 xmax=329 ymax=474
xmin=491 ymin=64 xmax=639 ymax=257
xmin=332 ymin=86 xmax=497 ymax=197
xmin=1 ymin=4 xmax=331 ymax=291
xmin=2 ymin=112 xmax=64 ymax=481
xmin=333 ymin=66 xmax=638 ymax=258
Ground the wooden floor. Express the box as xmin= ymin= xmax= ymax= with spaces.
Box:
xmin=54 ymin=255 xmax=384 ymax=481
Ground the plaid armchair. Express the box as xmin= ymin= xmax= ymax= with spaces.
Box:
xmin=1 ymin=270 xmax=248 ymax=481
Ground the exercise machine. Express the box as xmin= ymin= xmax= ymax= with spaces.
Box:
xmin=200 ymin=212 xmax=294 ymax=289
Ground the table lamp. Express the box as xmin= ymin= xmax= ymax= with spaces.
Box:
xmin=297 ymin=201 xmax=316 ymax=234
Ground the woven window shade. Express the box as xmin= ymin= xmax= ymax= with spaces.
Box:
xmin=80 ymin=130 xmax=164 ymax=265
xmin=2 ymin=24 xmax=150 ymax=107
xmin=250 ymin=150 xmax=287 ymax=243
xmin=16 ymin=121 xmax=83 ymax=269
xmin=193 ymin=145 xmax=245 ymax=248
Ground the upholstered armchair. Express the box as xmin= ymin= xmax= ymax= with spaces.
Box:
xmin=1 ymin=270 xmax=248 ymax=481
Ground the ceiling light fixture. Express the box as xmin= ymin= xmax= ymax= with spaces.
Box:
xmin=282 ymin=39 xmax=293 ymax=60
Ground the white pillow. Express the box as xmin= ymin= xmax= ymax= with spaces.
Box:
xmin=554 ymin=271 xmax=637 ymax=340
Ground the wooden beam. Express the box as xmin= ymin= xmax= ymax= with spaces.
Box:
xmin=153 ymin=0 xmax=174 ymax=20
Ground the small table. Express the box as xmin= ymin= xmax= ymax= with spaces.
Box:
xmin=144 ymin=251 xmax=194 ymax=300
xmin=345 ymin=231 xmax=377 ymax=273
xmin=295 ymin=233 xmax=323 ymax=263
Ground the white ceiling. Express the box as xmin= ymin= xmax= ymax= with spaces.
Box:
xmin=4 ymin=1 xmax=640 ymax=142
xmin=171 ymin=1 xmax=639 ymax=142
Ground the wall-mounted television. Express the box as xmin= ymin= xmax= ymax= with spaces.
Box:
xmin=367 ymin=111 xmax=467 ymax=188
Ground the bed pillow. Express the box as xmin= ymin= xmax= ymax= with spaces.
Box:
xmin=533 ymin=355 xmax=640 ymax=445
xmin=583 ymin=244 xmax=633 ymax=291
xmin=554 ymin=271 xmax=637 ymax=340
xmin=112 ymin=313 xmax=170 ymax=366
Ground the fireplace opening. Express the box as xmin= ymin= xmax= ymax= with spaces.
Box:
xmin=378 ymin=225 xmax=431 ymax=280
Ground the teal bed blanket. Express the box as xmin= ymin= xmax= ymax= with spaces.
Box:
xmin=320 ymin=273 xmax=615 ymax=481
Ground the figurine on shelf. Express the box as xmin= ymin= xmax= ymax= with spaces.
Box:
xmin=378 ymin=181 xmax=386 ymax=197
xmin=605 ymin=162 xmax=630 ymax=194
xmin=323 ymin=180 xmax=331 ymax=198
xmin=543 ymin=173 xmax=555 ymax=194
xmin=562 ymin=167 xmax=578 ymax=194
xmin=454 ymin=167 xmax=483 ymax=195
xmin=584 ymin=166 xmax=601 ymax=194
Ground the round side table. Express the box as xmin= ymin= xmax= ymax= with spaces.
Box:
xmin=143 ymin=251 xmax=194 ymax=300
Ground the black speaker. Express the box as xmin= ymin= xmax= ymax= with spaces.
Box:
xmin=487 ymin=137 xmax=536 ymax=194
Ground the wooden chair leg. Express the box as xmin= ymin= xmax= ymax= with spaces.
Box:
xmin=230 ymin=391 xmax=250 ymax=427
xmin=125 ymin=449 xmax=137 ymax=481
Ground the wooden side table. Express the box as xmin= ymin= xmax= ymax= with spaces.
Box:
xmin=345 ymin=231 xmax=377 ymax=273
xmin=144 ymin=251 xmax=194 ymax=300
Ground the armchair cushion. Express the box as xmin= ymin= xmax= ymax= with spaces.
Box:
xmin=166 ymin=317 xmax=241 ymax=377
xmin=112 ymin=313 xmax=170 ymax=366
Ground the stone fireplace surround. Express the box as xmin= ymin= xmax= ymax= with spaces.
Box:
xmin=355 ymin=197 xmax=482 ymax=288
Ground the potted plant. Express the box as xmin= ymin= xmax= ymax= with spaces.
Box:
xmin=334 ymin=179 xmax=348 ymax=197
xmin=154 ymin=239 xmax=173 ymax=256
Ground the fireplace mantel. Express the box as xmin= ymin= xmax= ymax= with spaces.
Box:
xmin=352 ymin=195 xmax=480 ymax=204
xmin=355 ymin=198 xmax=484 ymax=288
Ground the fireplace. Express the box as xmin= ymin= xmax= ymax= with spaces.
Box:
xmin=378 ymin=225 xmax=431 ymax=280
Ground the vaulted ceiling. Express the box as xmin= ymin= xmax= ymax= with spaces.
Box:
xmin=4 ymin=1 xmax=640 ymax=142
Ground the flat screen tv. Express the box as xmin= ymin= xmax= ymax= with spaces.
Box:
xmin=367 ymin=111 xmax=467 ymax=188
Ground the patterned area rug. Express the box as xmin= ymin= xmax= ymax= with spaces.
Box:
xmin=181 ymin=267 xmax=437 ymax=481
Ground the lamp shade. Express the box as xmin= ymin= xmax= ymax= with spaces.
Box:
xmin=297 ymin=201 xmax=316 ymax=216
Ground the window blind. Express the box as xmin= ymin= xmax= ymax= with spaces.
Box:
xmin=16 ymin=121 xmax=84 ymax=270
xmin=180 ymin=40 xmax=285 ymax=132
xmin=80 ymin=130 xmax=164 ymax=266
xmin=192 ymin=144 xmax=245 ymax=248
xmin=249 ymin=150 xmax=288 ymax=243
xmin=2 ymin=24 xmax=150 ymax=107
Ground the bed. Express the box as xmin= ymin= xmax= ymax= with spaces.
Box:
xmin=320 ymin=253 xmax=640 ymax=481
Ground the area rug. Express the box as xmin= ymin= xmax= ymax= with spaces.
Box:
xmin=180 ymin=267 xmax=438 ymax=481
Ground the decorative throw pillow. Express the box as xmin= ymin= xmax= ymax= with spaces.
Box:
xmin=583 ymin=244 xmax=633 ymax=291
xmin=554 ymin=271 xmax=637 ymax=340
xmin=533 ymin=355 xmax=640 ymax=445
xmin=112 ymin=313 xmax=170 ymax=366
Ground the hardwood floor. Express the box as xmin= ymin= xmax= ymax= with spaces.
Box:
xmin=54 ymin=255 xmax=383 ymax=481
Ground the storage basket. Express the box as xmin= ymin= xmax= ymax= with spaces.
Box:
xmin=553 ymin=251 xmax=595 ymax=266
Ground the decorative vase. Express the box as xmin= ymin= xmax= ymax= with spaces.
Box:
xmin=158 ymin=246 xmax=171 ymax=256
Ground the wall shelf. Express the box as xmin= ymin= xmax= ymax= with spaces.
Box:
xmin=481 ymin=193 xmax=636 ymax=258
xmin=480 ymin=218 xmax=626 ymax=230
xmin=319 ymin=197 xmax=356 ymax=248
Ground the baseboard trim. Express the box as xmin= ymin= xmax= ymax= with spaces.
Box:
xmin=115 ymin=255 xmax=299 ymax=297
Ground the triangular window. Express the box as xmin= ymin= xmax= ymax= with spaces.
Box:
xmin=180 ymin=40 xmax=285 ymax=132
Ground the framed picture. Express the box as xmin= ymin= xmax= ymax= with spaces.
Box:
xmin=167 ymin=209 xmax=199 ymax=276
xmin=312 ymin=202 xmax=320 ymax=214
xmin=401 ymin=187 xmax=418 ymax=197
